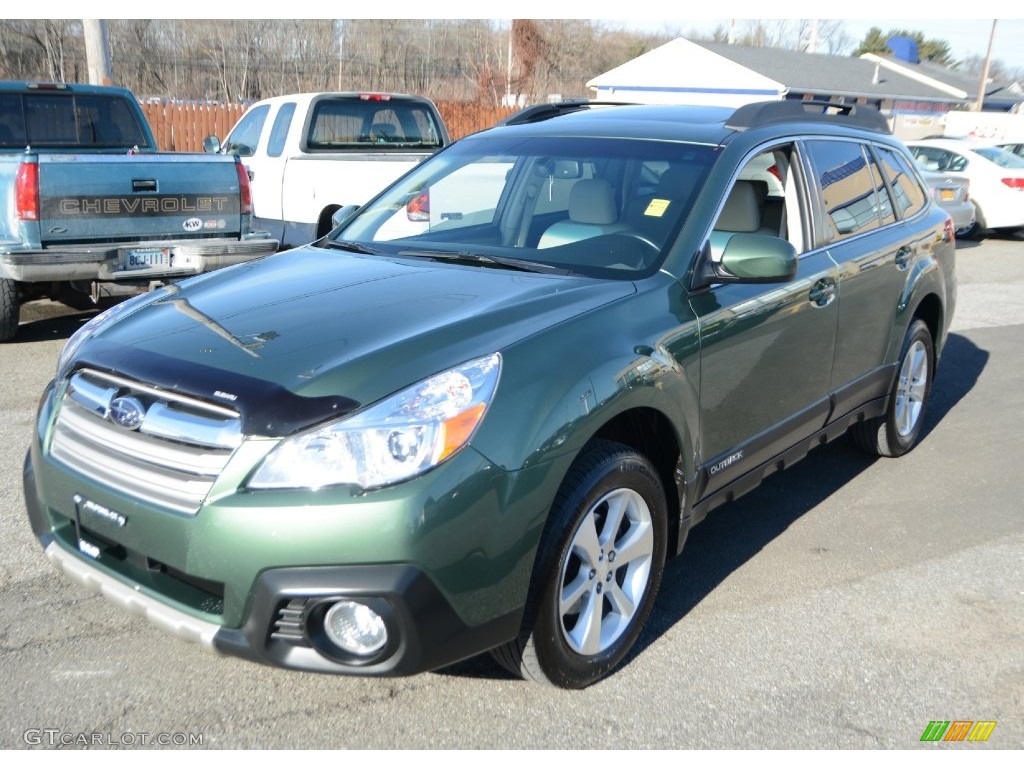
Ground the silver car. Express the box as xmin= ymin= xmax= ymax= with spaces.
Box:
xmin=919 ymin=168 xmax=976 ymax=236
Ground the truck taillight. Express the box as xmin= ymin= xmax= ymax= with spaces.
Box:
xmin=407 ymin=191 xmax=430 ymax=222
xmin=16 ymin=162 xmax=39 ymax=221
xmin=235 ymin=161 xmax=252 ymax=215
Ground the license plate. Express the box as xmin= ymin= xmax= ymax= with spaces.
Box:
xmin=123 ymin=247 xmax=171 ymax=270
xmin=939 ymin=189 xmax=955 ymax=201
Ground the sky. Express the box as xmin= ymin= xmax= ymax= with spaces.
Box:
xmin=23 ymin=4 xmax=1024 ymax=73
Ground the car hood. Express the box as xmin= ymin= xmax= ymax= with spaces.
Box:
xmin=74 ymin=247 xmax=634 ymax=434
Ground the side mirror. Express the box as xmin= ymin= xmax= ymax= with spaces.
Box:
xmin=719 ymin=233 xmax=797 ymax=282
xmin=202 ymin=135 xmax=222 ymax=154
xmin=693 ymin=233 xmax=797 ymax=288
xmin=330 ymin=205 xmax=360 ymax=232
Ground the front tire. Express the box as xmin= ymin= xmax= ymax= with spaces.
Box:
xmin=852 ymin=319 xmax=935 ymax=457
xmin=492 ymin=440 xmax=667 ymax=688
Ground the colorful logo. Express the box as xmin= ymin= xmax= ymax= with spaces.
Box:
xmin=920 ymin=721 xmax=996 ymax=742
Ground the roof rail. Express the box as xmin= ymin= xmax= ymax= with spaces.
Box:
xmin=726 ymin=100 xmax=891 ymax=135
xmin=498 ymin=100 xmax=630 ymax=126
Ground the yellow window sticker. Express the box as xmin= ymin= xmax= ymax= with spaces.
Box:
xmin=644 ymin=199 xmax=670 ymax=217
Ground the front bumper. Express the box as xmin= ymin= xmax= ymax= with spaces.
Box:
xmin=1 ymin=234 xmax=278 ymax=282
xmin=24 ymin=395 xmax=558 ymax=675
xmin=38 ymin=539 xmax=519 ymax=675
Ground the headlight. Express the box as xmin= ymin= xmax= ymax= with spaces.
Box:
xmin=247 ymin=353 xmax=501 ymax=490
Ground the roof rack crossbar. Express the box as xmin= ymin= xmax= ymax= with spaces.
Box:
xmin=726 ymin=100 xmax=891 ymax=135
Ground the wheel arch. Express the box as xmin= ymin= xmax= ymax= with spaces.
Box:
xmin=911 ymin=292 xmax=944 ymax=352
xmin=588 ymin=407 xmax=687 ymax=557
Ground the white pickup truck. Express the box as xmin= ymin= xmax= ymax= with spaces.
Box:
xmin=204 ymin=92 xmax=451 ymax=249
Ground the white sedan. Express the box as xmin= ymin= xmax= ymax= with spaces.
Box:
xmin=906 ymin=138 xmax=1024 ymax=238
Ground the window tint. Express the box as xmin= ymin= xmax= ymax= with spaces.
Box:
xmin=805 ymin=140 xmax=887 ymax=241
xmin=224 ymin=104 xmax=270 ymax=157
xmin=267 ymin=102 xmax=295 ymax=158
xmin=5 ymin=93 xmax=149 ymax=148
xmin=0 ymin=94 xmax=27 ymax=147
xmin=876 ymin=146 xmax=927 ymax=219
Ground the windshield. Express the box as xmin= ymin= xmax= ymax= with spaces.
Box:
xmin=973 ymin=146 xmax=1024 ymax=169
xmin=334 ymin=134 xmax=716 ymax=278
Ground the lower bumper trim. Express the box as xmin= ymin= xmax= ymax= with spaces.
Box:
xmin=43 ymin=541 xmax=221 ymax=650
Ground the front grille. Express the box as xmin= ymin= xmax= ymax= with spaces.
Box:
xmin=50 ymin=369 xmax=242 ymax=515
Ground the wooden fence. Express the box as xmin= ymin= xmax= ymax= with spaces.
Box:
xmin=140 ymin=100 xmax=517 ymax=152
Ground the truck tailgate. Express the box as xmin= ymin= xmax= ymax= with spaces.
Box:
xmin=37 ymin=153 xmax=242 ymax=244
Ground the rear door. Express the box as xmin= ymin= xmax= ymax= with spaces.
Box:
xmin=802 ymin=139 xmax=921 ymax=414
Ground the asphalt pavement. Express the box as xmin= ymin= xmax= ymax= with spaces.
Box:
xmin=1 ymin=235 xmax=1021 ymax=750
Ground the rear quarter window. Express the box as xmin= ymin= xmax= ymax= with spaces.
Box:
xmin=267 ymin=102 xmax=296 ymax=158
xmin=876 ymin=146 xmax=927 ymax=219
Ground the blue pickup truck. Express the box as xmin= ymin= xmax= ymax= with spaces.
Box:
xmin=0 ymin=82 xmax=278 ymax=341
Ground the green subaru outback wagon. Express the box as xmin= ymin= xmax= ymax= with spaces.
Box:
xmin=25 ymin=101 xmax=956 ymax=688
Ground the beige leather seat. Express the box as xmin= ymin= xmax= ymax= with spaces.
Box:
xmin=538 ymin=179 xmax=628 ymax=248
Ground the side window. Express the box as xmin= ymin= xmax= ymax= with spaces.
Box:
xmin=266 ymin=102 xmax=295 ymax=158
xmin=805 ymin=140 xmax=886 ymax=242
xmin=876 ymin=146 xmax=927 ymax=220
xmin=223 ymin=104 xmax=270 ymax=157
xmin=710 ymin=144 xmax=805 ymax=259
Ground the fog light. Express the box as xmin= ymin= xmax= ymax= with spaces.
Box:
xmin=323 ymin=600 xmax=387 ymax=656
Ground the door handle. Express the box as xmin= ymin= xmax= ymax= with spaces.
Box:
xmin=808 ymin=279 xmax=836 ymax=307
xmin=895 ymin=246 xmax=912 ymax=270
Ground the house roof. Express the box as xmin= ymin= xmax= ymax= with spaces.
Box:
xmin=864 ymin=53 xmax=1023 ymax=108
xmin=701 ymin=42 xmax=965 ymax=103
xmin=586 ymin=38 xmax=784 ymax=100
xmin=588 ymin=38 xmax=977 ymax=105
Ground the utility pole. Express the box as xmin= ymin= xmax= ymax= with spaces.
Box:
xmin=974 ymin=20 xmax=997 ymax=112
xmin=83 ymin=19 xmax=113 ymax=86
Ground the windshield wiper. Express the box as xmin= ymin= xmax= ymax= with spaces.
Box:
xmin=327 ymin=240 xmax=379 ymax=255
xmin=397 ymin=249 xmax=572 ymax=275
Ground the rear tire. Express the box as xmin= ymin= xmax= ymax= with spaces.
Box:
xmin=0 ymin=278 xmax=18 ymax=342
xmin=851 ymin=319 xmax=934 ymax=457
xmin=491 ymin=440 xmax=667 ymax=688
xmin=956 ymin=207 xmax=986 ymax=240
